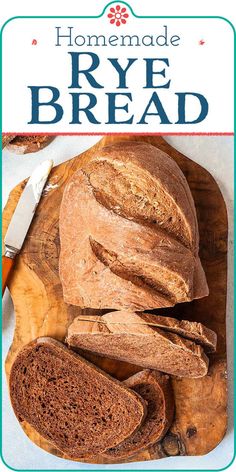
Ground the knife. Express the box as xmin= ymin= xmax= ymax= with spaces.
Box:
xmin=2 ymin=159 xmax=53 ymax=295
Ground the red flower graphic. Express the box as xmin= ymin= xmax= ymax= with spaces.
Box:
xmin=108 ymin=5 xmax=129 ymax=26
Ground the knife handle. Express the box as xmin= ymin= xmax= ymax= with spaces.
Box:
xmin=2 ymin=256 xmax=14 ymax=295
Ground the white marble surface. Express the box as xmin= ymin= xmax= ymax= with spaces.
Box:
xmin=2 ymin=135 xmax=234 ymax=470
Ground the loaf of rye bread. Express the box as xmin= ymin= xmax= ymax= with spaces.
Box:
xmin=67 ymin=311 xmax=217 ymax=377
xmin=5 ymin=135 xmax=54 ymax=154
xmin=102 ymin=370 xmax=174 ymax=460
xmin=9 ymin=338 xmax=146 ymax=459
xmin=59 ymin=141 xmax=209 ymax=311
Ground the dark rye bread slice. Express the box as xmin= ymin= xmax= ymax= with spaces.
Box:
xmin=102 ymin=370 xmax=174 ymax=461
xmin=9 ymin=337 xmax=146 ymax=459
xmin=67 ymin=311 xmax=210 ymax=378
xmin=6 ymin=135 xmax=54 ymax=154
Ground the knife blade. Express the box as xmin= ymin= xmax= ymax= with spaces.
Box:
xmin=2 ymin=159 xmax=53 ymax=294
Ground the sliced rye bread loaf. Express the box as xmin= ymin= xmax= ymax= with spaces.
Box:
xmin=2 ymin=134 xmax=16 ymax=148
xmin=6 ymin=135 xmax=54 ymax=154
xmin=9 ymin=337 xmax=146 ymax=459
xmin=59 ymin=142 xmax=208 ymax=312
xmin=66 ymin=311 xmax=216 ymax=378
xmin=102 ymin=370 xmax=174 ymax=461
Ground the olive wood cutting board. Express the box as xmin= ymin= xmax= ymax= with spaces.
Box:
xmin=3 ymin=135 xmax=228 ymax=464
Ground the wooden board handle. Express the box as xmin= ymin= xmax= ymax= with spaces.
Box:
xmin=2 ymin=256 xmax=14 ymax=295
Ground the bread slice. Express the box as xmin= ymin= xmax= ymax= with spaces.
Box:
xmin=67 ymin=311 xmax=212 ymax=378
xmin=2 ymin=134 xmax=16 ymax=148
xmin=59 ymin=142 xmax=208 ymax=312
xmin=68 ymin=311 xmax=216 ymax=353
xmin=130 ymin=312 xmax=217 ymax=353
xmin=9 ymin=337 xmax=146 ymax=459
xmin=6 ymin=135 xmax=53 ymax=154
xmin=103 ymin=370 xmax=174 ymax=460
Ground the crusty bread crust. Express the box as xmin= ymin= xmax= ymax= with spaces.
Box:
xmin=9 ymin=337 xmax=146 ymax=459
xmin=86 ymin=142 xmax=198 ymax=250
xmin=102 ymin=370 xmax=174 ymax=460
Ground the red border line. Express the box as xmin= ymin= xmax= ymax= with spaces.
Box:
xmin=2 ymin=132 xmax=234 ymax=136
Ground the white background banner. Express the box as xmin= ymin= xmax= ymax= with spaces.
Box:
xmin=2 ymin=4 xmax=234 ymax=133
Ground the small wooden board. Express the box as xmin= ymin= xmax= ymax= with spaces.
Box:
xmin=3 ymin=136 xmax=228 ymax=464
